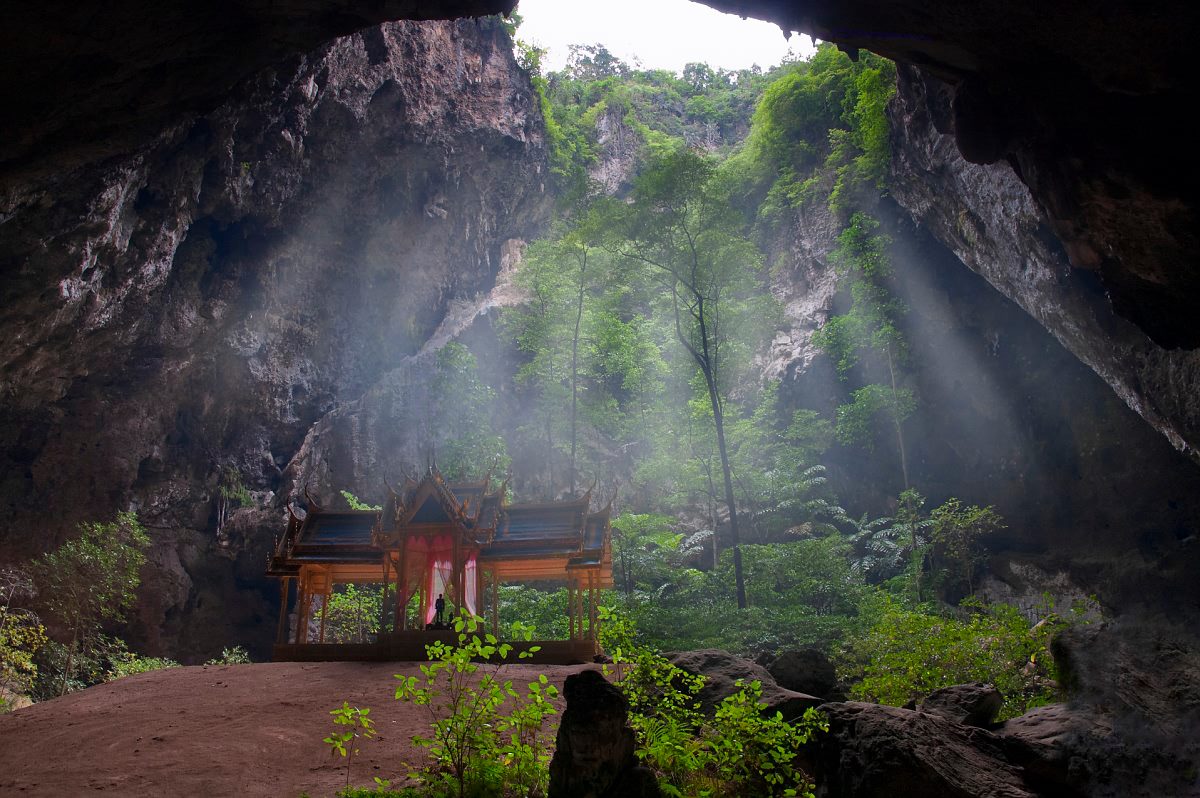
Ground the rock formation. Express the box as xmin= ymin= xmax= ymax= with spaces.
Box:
xmin=548 ymin=669 xmax=662 ymax=798
xmin=767 ymin=648 xmax=843 ymax=701
xmin=911 ymin=683 xmax=1003 ymax=728
xmin=0 ymin=18 xmax=549 ymax=659
xmin=0 ymin=1 xmax=517 ymax=192
xmin=889 ymin=64 xmax=1200 ymax=460
xmin=705 ymin=0 xmax=1200 ymax=353
xmin=667 ymin=649 xmax=823 ymax=720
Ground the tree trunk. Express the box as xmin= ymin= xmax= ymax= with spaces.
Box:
xmin=706 ymin=367 xmax=747 ymax=609
xmin=886 ymin=345 xmax=910 ymax=490
xmin=569 ymin=250 xmax=587 ymax=495
xmin=60 ymin=632 xmax=77 ymax=697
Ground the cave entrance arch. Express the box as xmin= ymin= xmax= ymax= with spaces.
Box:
xmin=267 ymin=466 xmax=612 ymax=663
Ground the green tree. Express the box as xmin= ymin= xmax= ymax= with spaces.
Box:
xmin=323 ymin=584 xmax=384 ymax=644
xmin=611 ymin=513 xmax=684 ymax=595
xmin=814 ymin=213 xmax=916 ymax=490
xmin=427 ymin=343 xmax=510 ymax=481
xmin=0 ymin=567 xmax=46 ymax=709
xmin=215 ymin=465 xmax=252 ymax=544
xmin=599 ymin=146 xmax=776 ymax=609
xmin=930 ymin=499 xmax=1005 ymax=595
xmin=31 ymin=511 xmax=150 ymax=695
xmin=502 ymin=223 xmax=610 ymax=495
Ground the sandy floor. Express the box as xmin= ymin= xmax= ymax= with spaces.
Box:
xmin=0 ymin=660 xmax=589 ymax=797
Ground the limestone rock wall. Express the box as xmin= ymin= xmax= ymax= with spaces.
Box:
xmin=888 ymin=65 xmax=1200 ymax=460
xmin=0 ymin=18 xmax=549 ymax=660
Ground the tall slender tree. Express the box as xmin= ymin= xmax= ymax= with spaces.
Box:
xmin=598 ymin=147 xmax=773 ymax=609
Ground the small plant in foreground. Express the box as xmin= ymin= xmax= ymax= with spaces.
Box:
xmin=393 ymin=610 xmax=558 ymax=798
xmin=599 ymin=606 xmax=824 ymax=797
xmin=336 ymin=782 xmax=421 ymax=798
xmin=205 ymin=645 xmax=252 ymax=665
xmin=324 ymin=702 xmax=377 ymax=789
xmin=708 ymin=680 xmax=826 ymax=797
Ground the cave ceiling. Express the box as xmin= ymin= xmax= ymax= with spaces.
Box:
xmin=1 ymin=0 xmax=1196 ymax=347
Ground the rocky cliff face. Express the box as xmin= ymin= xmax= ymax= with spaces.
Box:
xmin=706 ymin=0 xmax=1200 ymax=351
xmin=889 ymin=65 xmax=1200 ymax=460
xmin=762 ymin=184 xmax=1200 ymax=621
xmin=0 ymin=18 xmax=549 ymax=660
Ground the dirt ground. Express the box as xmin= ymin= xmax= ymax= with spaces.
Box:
xmin=0 ymin=660 xmax=591 ymax=797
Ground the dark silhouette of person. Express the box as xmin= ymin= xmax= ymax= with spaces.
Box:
xmin=435 ymin=593 xmax=446 ymax=625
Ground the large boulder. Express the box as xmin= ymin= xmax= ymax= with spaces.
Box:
xmin=805 ymin=701 xmax=1042 ymax=798
xmin=994 ymin=702 xmax=1200 ymax=798
xmin=767 ymin=648 xmax=843 ymax=700
xmin=548 ymin=669 xmax=661 ymax=798
xmin=667 ymin=649 xmax=822 ymax=720
xmin=914 ymin=682 xmax=1003 ymax=728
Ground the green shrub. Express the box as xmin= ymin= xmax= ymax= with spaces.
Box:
xmin=105 ymin=647 xmax=181 ymax=681
xmin=392 ymin=611 xmax=558 ymax=798
xmin=708 ymin=681 xmax=827 ymax=797
xmin=1 ymin=566 xmax=46 ymax=708
xmin=337 ymin=787 xmax=421 ymax=798
xmin=840 ymin=594 xmax=1081 ymax=719
xmin=205 ymin=645 xmax=252 ymax=665
xmin=600 ymin=607 xmax=825 ymax=797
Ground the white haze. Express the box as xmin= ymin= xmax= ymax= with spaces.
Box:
xmin=515 ymin=0 xmax=816 ymax=74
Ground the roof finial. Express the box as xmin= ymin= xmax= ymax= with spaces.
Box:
xmin=581 ymin=475 xmax=597 ymax=507
xmin=603 ymin=484 xmax=620 ymax=514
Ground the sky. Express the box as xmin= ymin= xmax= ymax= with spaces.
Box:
xmin=515 ymin=0 xmax=816 ymax=74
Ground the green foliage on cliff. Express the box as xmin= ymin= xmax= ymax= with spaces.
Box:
xmin=813 ymin=212 xmax=916 ymax=490
xmin=736 ymin=45 xmax=896 ymax=218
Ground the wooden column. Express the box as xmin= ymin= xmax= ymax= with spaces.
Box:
xmin=588 ymin=571 xmax=598 ymax=641
xmin=318 ymin=587 xmax=330 ymax=643
xmin=452 ymin=531 xmax=463 ymax=619
xmin=275 ymin=577 xmax=291 ymax=645
xmin=396 ymin=539 xmax=409 ymax=631
xmin=475 ymin=559 xmax=482 ymax=620
xmin=418 ymin=551 xmax=429 ymax=629
xmin=490 ymin=569 xmax=499 ymax=638
xmin=380 ymin=557 xmax=391 ymax=634
xmin=569 ymin=582 xmax=578 ymax=641
xmin=297 ymin=571 xmax=310 ymax=643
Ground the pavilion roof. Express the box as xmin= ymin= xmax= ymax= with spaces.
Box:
xmin=269 ymin=466 xmax=611 ymax=581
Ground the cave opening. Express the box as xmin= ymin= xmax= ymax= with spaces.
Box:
xmin=1 ymin=1 xmax=1198 ymax=795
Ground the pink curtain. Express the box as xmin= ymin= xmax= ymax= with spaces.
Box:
xmin=464 ymin=553 xmax=478 ymax=617
xmin=406 ymin=534 xmax=479 ymax=625
xmin=423 ymin=534 xmax=454 ymax=625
